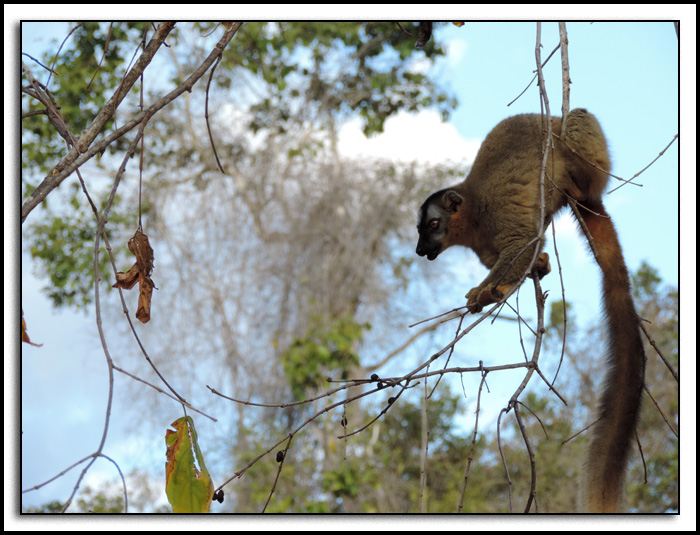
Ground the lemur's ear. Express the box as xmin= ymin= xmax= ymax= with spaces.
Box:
xmin=441 ymin=190 xmax=463 ymax=212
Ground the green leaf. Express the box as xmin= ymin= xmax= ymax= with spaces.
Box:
xmin=165 ymin=416 xmax=214 ymax=513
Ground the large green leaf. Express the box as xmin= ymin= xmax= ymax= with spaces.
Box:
xmin=165 ymin=416 xmax=214 ymax=513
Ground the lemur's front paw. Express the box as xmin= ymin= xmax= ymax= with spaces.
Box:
xmin=532 ymin=253 xmax=551 ymax=279
xmin=466 ymin=283 xmax=507 ymax=313
xmin=465 ymin=287 xmax=483 ymax=313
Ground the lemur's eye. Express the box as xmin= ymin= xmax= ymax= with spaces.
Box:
xmin=430 ymin=219 xmax=440 ymax=230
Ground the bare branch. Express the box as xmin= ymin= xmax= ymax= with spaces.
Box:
xmin=515 ymin=403 xmax=537 ymax=513
xmin=21 ymin=22 xmax=243 ymax=223
xmin=457 ymin=365 xmax=489 ymax=512
xmin=22 ymin=22 xmax=177 ymax=222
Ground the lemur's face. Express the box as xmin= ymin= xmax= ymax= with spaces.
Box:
xmin=415 ymin=192 xmax=453 ymax=261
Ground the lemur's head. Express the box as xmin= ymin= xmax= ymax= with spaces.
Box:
xmin=415 ymin=188 xmax=464 ymax=261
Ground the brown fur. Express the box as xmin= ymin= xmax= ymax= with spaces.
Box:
xmin=416 ymin=109 xmax=645 ymax=512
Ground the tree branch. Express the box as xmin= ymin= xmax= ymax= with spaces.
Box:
xmin=21 ymin=22 xmax=176 ymax=222
xmin=21 ymin=22 xmax=243 ymax=223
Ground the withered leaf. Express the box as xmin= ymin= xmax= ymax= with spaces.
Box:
xmin=113 ymin=263 xmax=141 ymax=290
xmin=136 ymin=273 xmax=155 ymax=323
xmin=21 ymin=309 xmax=43 ymax=347
xmin=113 ymin=230 xmax=156 ymax=323
xmin=128 ymin=230 xmax=154 ymax=276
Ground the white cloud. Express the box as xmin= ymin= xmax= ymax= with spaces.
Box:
xmin=445 ymin=36 xmax=468 ymax=70
xmin=337 ymin=110 xmax=480 ymax=166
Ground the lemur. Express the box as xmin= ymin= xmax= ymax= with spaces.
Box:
xmin=416 ymin=109 xmax=645 ymax=513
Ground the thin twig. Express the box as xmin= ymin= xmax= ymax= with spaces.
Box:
xmin=21 ymin=52 xmax=59 ymax=75
xmin=115 ymin=365 xmax=216 ymax=421
xmin=419 ymin=371 xmax=430 ymax=512
xmin=496 ymin=408 xmax=513 ymax=512
xmin=457 ymin=365 xmax=489 ymax=512
xmin=507 ymin=43 xmax=561 ymax=107
xmin=205 ymin=54 xmax=226 ymax=173
xmin=607 ymin=134 xmax=678 ymax=194
xmin=514 ymin=403 xmax=537 ymax=513
xmin=262 ymin=435 xmax=293 ymax=513
xmin=558 ymin=22 xmax=570 ymax=133
xmin=86 ymin=23 xmax=113 ymax=91
xmin=643 ymin=385 xmax=678 ymax=438
xmin=639 ymin=321 xmax=678 ymax=382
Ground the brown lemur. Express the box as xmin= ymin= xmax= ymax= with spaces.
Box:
xmin=416 ymin=109 xmax=645 ymax=513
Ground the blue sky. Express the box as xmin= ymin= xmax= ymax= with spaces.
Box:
xmin=12 ymin=15 xmax=690 ymax=524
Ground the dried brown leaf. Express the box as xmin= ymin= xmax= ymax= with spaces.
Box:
xmin=128 ymin=230 xmax=154 ymax=276
xmin=113 ymin=263 xmax=141 ymax=290
xmin=114 ymin=230 xmax=156 ymax=323
xmin=136 ymin=273 xmax=155 ymax=323
xmin=21 ymin=309 xmax=43 ymax=347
